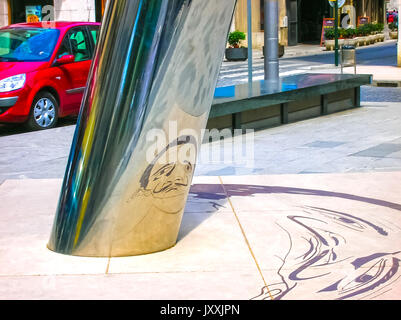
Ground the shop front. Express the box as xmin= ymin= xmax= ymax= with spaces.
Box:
xmin=0 ymin=0 xmax=108 ymax=28
xmin=9 ymin=0 xmax=54 ymax=24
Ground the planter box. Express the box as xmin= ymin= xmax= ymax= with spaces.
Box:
xmin=325 ymin=39 xmax=335 ymax=51
xmin=262 ymin=45 xmax=285 ymax=58
xmin=225 ymin=47 xmax=248 ymax=61
xmin=378 ymin=33 xmax=385 ymax=42
xmin=390 ymin=31 xmax=398 ymax=39
xmin=358 ymin=36 xmax=367 ymax=46
xmin=344 ymin=38 xmax=356 ymax=47
xmin=325 ymin=39 xmax=344 ymax=51
xmin=368 ymin=35 xmax=375 ymax=44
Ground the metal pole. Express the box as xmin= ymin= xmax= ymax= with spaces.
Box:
xmin=335 ymin=0 xmax=339 ymax=66
xmin=264 ymin=0 xmax=279 ymax=82
xmin=247 ymin=0 xmax=253 ymax=83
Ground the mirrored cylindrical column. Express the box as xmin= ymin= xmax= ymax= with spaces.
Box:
xmin=48 ymin=0 xmax=237 ymax=257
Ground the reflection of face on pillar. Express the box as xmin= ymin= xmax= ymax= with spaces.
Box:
xmin=140 ymin=135 xmax=197 ymax=214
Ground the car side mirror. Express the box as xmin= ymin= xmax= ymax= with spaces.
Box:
xmin=55 ymin=55 xmax=75 ymax=65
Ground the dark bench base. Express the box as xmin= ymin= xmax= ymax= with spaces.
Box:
xmin=208 ymin=73 xmax=370 ymax=132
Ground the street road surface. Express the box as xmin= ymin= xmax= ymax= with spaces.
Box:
xmin=0 ymin=41 xmax=399 ymax=136
xmin=217 ymin=41 xmax=398 ymax=87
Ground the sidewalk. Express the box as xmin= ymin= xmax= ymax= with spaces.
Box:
xmin=241 ymin=43 xmax=328 ymax=61
xmin=0 ymin=99 xmax=401 ymax=299
xmin=281 ymin=43 xmax=328 ymax=58
xmin=1 ymin=172 xmax=400 ymax=300
xmin=307 ymin=64 xmax=401 ymax=86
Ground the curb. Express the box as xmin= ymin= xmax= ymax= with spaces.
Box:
xmin=371 ymin=80 xmax=401 ymax=87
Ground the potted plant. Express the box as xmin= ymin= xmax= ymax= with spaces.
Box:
xmin=366 ymin=24 xmax=376 ymax=44
xmin=389 ymin=23 xmax=398 ymax=39
xmin=356 ymin=25 xmax=368 ymax=46
xmin=376 ymin=23 xmax=385 ymax=42
xmin=324 ymin=29 xmax=335 ymax=50
xmin=343 ymin=28 xmax=356 ymax=47
xmin=225 ymin=30 xmax=248 ymax=61
xmin=262 ymin=44 xmax=285 ymax=58
xmin=324 ymin=29 xmax=345 ymax=50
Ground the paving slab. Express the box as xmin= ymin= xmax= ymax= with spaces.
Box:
xmin=0 ymin=171 xmax=400 ymax=300
xmin=0 ymin=271 xmax=264 ymax=300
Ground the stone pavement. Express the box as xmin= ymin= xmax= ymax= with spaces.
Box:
xmin=3 ymin=100 xmax=398 ymax=182
xmin=307 ymin=64 xmax=401 ymax=86
xmin=0 ymin=99 xmax=401 ymax=300
xmin=0 ymin=172 xmax=400 ymax=300
xmin=292 ymin=40 xmax=401 ymax=85
xmin=239 ymin=43 xmax=329 ymax=61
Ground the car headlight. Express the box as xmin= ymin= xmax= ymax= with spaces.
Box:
xmin=0 ymin=74 xmax=26 ymax=93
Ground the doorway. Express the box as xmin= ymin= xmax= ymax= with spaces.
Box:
xmin=287 ymin=0 xmax=298 ymax=46
xmin=298 ymin=0 xmax=331 ymax=44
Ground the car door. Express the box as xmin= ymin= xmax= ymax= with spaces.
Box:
xmin=54 ymin=26 xmax=93 ymax=114
xmin=87 ymin=25 xmax=100 ymax=50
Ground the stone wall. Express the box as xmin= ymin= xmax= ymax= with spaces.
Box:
xmin=0 ymin=0 xmax=9 ymax=27
xmin=53 ymin=0 xmax=95 ymax=22
xmin=387 ymin=0 xmax=399 ymax=10
xmin=233 ymin=0 xmax=288 ymax=49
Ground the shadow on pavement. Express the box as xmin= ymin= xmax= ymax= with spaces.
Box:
xmin=0 ymin=116 xmax=77 ymax=137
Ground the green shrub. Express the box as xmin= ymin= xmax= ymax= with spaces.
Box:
xmin=376 ymin=23 xmax=384 ymax=32
xmin=345 ymin=28 xmax=356 ymax=39
xmin=389 ymin=23 xmax=397 ymax=31
xmin=356 ymin=25 xmax=369 ymax=36
xmin=325 ymin=29 xmax=335 ymax=40
xmin=228 ymin=31 xmax=246 ymax=48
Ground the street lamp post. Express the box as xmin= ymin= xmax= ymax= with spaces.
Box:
xmin=264 ymin=0 xmax=279 ymax=82
xmin=247 ymin=0 xmax=253 ymax=83
xmin=335 ymin=0 xmax=339 ymax=66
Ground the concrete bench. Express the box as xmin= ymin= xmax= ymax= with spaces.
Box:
xmin=208 ymin=73 xmax=372 ymax=131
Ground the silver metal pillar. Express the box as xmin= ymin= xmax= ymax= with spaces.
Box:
xmin=264 ymin=0 xmax=279 ymax=82
xmin=48 ymin=0 xmax=237 ymax=257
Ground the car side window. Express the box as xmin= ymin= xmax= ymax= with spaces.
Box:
xmin=68 ymin=28 xmax=91 ymax=62
xmin=90 ymin=28 xmax=99 ymax=46
xmin=56 ymin=27 xmax=91 ymax=63
xmin=56 ymin=37 xmax=72 ymax=59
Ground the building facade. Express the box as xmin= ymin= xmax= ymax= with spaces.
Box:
xmin=233 ymin=0 xmax=386 ymax=48
xmin=0 ymin=0 xmax=388 ymax=48
xmin=386 ymin=0 xmax=400 ymax=10
xmin=0 ymin=0 xmax=107 ymax=27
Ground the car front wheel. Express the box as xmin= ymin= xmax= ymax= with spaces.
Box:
xmin=26 ymin=91 xmax=59 ymax=130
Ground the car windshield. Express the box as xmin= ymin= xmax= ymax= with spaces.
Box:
xmin=0 ymin=28 xmax=60 ymax=62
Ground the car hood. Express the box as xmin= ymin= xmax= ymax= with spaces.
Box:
xmin=0 ymin=61 xmax=48 ymax=80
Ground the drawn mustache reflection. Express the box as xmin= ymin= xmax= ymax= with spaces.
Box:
xmin=136 ymin=135 xmax=197 ymax=214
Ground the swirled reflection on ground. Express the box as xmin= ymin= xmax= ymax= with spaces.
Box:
xmin=189 ymin=184 xmax=401 ymax=300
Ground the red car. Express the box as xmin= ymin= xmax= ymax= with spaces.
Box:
xmin=0 ymin=21 xmax=100 ymax=130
